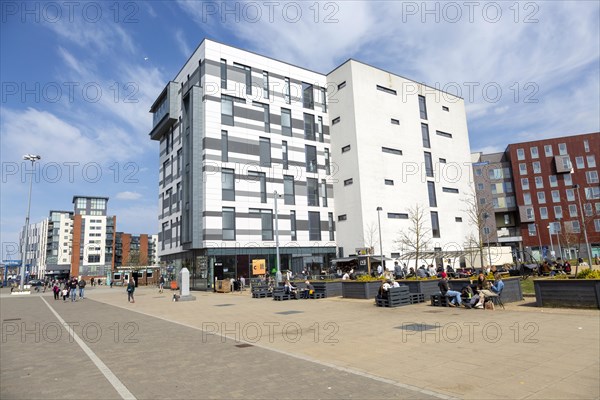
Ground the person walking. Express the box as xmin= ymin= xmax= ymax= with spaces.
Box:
xmin=78 ymin=277 xmax=86 ymax=299
xmin=70 ymin=277 xmax=78 ymax=302
xmin=52 ymin=282 xmax=60 ymax=300
xmin=159 ymin=275 xmax=165 ymax=293
xmin=127 ymin=278 xmax=135 ymax=303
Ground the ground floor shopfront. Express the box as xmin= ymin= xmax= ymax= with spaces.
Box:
xmin=160 ymin=246 xmax=337 ymax=291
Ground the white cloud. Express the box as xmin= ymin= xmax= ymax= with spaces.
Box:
xmin=115 ymin=191 xmax=143 ymax=200
xmin=174 ymin=29 xmax=192 ymax=58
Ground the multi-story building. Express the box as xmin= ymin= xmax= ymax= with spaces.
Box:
xmin=19 ymin=218 xmax=48 ymax=279
xmin=150 ymin=39 xmax=337 ymax=289
xmin=508 ymin=132 xmax=600 ymax=261
xmin=471 ymin=152 xmax=521 ymax=257
xmin=44 ymin=210 xmax=74 ymax=279
xmin=327 ymin=60 xmax=477 ymax=263
xmin=150 ymin=39 xmax=478 ymax=284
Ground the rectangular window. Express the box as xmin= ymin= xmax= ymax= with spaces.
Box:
xmin=477 ymin=183 xmax=484 ymax=190
xmin=338 ymin=214 xmax=347 ymax=221
xmin=528 ymin=223 xmax=537 ymax=237
xmin=337 ymin=81 xmax=346 ymax=90
xmin=304 ymin=113 xmax=315 ymax=140
xmin=525 ymin=207 xmax=534 ymax=221
xmin=530 ymin=147 xmax=539 ymax=158
xmin=321 ymin=88 xmax=327 ymax=112
xmin=306 ymin=145 xmax=317 ymax=172
xmin=376 ymin=85 xmax=396 ymax=95
xmin=388 ymin=213 xmax=409 ymax=219
xmin=584 ymin=203 xmax=593 ymax=216
xmin=290 ymin=210 xmax=297 ymax=241
xmin=554 ymin=206 xmax=563 ymax=219
xmin=549 ymin=175 xmax=558 ymax=187
xmin=586 ymin=171 xmax=599 ymax=184
xmin=442 ymin=106 xmax=449 ymax=112
xmin=544 ymin=144 xmax=553 ymax=157
xmin=253 ymin=209 xmax=273 ymax=241
xmin=328 ymin=212 xmax=334 ymax=241
xmin=222 ymin=207 xmax=235 ymax=240
xmin=584 ymin=140 xmax=590 ymax=152
xmin=517 ymin=148 xmax=525 ymax=160
xmin=308 ymin=211 xmax=321 ymax=241
xmin=384 ymin=179 xmax=394 ymax=186
xmin=523 ymin=192 xmax=532 ymax=205
xmin=551 ymin=190 xmax=560 ymax=203
xmin=221 ymin=95 xmax=234 ymax=126
xmin=281 ymin=108 xmax=292 ymax=136
xmin=391 ymin=118 xmax=400 ymax=125
xmin=427 ymin=182 xmax=437 ymax=207
xmin=253 ymin=102 xmax=270 ymax=132
xmin=344 ymin=178 xmax=353 ymax=186
xmin=521 ymin=178 xmax=529 ymax=190
xmin=595 ymin=219 xmax=600 ymax=232
xmin=332 ymin=117 xmax=341 ymax=125
xmin=537 ymin=192 xmax=546 ymax=204
xmin=421 ymin=123 xmax=431 ymax=148
xmin=455 ymin=217 xmax=462 ymax=222
xmin=418 ymin=95 xmax=428 ymax=119
xmin=325 ymin=148 xmax=330 ymax=175
xmin=424 ymin=152 xmax=434 ymax=177
xmin=540 ymin=207 xmax=548 ymax=219
xmin=263 ymin=71 xmax=269 ymax=99
xmin=249 ymin=171 xmax=267 ymax=203
xmin=321 ymin=179 xmax=328 ymax=207
xmin=576 ymin=156 xmax=585 ymax=169
xmin=220 ymin=59 xmax=227 ymax=89
xmin=439 ymin=158 xmax=447 ymax=164
xmin=569 ymin=204 xmax=578 ymax=217
xmin=284 ymin=77 xmax=291 ymax=104
xmin=318 ymin=116 xmax=324 ymax=142
xmin=302 ymin=82 xmax=314 ymax=109
xmin=284 ymin=175 xmax=295 ymax=205
xmin=442 ymin=187 xmax=459 ymax=194
xmin=221 ymin=130 xmax=228 ymax=162
xmin=535 ymin=176 xmax=544 ymax=189
xmin=222 ymin=169 xmax=235 ymax=201
xmin=341 ymin=145 xmax=351 ymax=153
xmin=282 ymin=141 xmax=288 ymax=170
xmin=558 ymin=143 xmax=567 ymax=155
xmin=564 ymin=173 xmax=573 ymax=186
xmin=519 ymin=163 xmax=527 ymax=175
xmin=307 ymin=178 xmax=319 ymax=206
xmin=533 ymin=161 xmax=541 ymax=174
xmin=382 ymin=147 xmax=402 ymax=155
xmin=431 ymin=211 xmax=440 ymax=238
xmin=234 ymin=63 xmax=252 ymax=95
xmin=436 ymin=130 xmax=452 ymax=138
xmin=566 ymin=188 xmax=575 ymax=201
xmin=259 ymin=137 xmax=271 ymax=167
xmin=587 ymin=155 xmax=596 ymax=168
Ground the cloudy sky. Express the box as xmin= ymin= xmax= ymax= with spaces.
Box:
xmin=1 ymin=1 xmax=599 ymax=259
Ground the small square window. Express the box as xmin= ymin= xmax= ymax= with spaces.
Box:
xmin=342 ymin=145 xmax=351 ymax=153
xmin=442 ymin=106 xmax=449 ymax=112
xmin=344 ymin=178 xmax=353 ymax=186
xmin=391 ymin=118 xmax=400 ymax=125
xmin=384 ymin=179 xmax=394 ymax=186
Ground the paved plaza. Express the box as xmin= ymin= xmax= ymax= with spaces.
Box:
xmin=1 ymin=286 xmax=599 ymax=400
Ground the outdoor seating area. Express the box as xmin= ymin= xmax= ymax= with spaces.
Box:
xmin=251 ymin=283 xmax=272 ymax=298
xmin=375 ymin=286 xmax=425 ymax=307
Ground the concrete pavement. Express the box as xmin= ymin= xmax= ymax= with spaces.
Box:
xmin=1 ymin=286 xmax=598 ymax=399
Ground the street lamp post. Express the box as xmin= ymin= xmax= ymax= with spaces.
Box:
xmin=20 ymin=154 xmax=41 ymax=290
xmin=574 ymin=184 xmax=593 ymax=267
xmin=274 ymin=191 xmax=282 ymax=284
xmin=484 ymin=213 xmax=492 ymax=268
xmin=547 ymin=224 xmax=555 ymax=259
xmin=376 ymin=207 xmax=383 ymax=273
xmin=535 ymin=223 xmax=543 ymax=262
xmin=555 ymin=218 xmax=562 ymax=260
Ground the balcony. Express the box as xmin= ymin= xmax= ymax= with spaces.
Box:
xmin=149 ymin=82 xmax=178 ymax=141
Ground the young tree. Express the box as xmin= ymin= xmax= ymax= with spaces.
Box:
xmin=462 ymin=189 xmax=494 ymax=269
xmin=394 ymin=204 xmax=432 ymax=278
xmin=363 ymin=221 xmax=379 ymax=255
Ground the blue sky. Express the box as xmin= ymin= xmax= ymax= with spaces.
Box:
xmin=1 ymin=1 xmax=599 ymax=259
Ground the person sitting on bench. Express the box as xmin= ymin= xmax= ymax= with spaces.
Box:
xmin=438 ymin=272 xmax=464 ymax=307
xmin=301 ymin=280 xmax=314 ymax=299
xmin=284 ymin=280 xmax=298 ymax=298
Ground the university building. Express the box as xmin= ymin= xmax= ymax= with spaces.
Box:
xmin=149 ymin=39 xmax=477 ymax=287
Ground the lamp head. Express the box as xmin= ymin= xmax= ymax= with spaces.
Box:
xmin=376 ymin=207 xmax=383 ymax=211
xmin=23 ymin=154 xmax=41 ymax=161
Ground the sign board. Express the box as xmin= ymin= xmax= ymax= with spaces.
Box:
xmin=252 ymin=259 xmax=266 ymax=275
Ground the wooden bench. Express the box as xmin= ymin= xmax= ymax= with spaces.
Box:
xmin=272 ymin=287 xmax=294 ymax=301
xmin=430 ymin=293 xmax=452 ymax=307
xmin=376 ymin=286 xmax=412 ymax=307
xmin=251 ymin=284 xmax=272 ymax=298
xmin=309 ymin=282 xmax=327 ymax=299
xmin=409 ymin=293 xmax=425 ymax=304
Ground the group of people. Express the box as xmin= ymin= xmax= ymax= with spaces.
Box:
xmin=283 ymin=280 xmax=315 ymax=299
xmin=540 ymin=259 xmax=572 ymax=276
xmin=51 ymin=277 xmax=86 ymax=302
xmin=438 ymin=271 xmax=504 ymax=309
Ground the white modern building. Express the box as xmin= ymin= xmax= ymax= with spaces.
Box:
xmin=327 ymin=60 xmax=477 ymax=267
xmin=19 ymin=218 xmax=49 ymax=278
xmin=150 ymin=39 xmax=478 ymax=284
xmin=45 ymin=210 xmax=74 ymax=279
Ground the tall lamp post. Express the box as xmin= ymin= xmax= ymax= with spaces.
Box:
xmin=547 ymin=224 xmax=555 ymax=259
xmin=555 ymin=218 xmax=562 ymax=260
xmin=20 ymin=154 xmax=41 ymax=290
xmin=483 ymin=213 xmax=492 ymax=268
xmin=535 ymin=223 xmax=543 ymax=262
xmin=574 ymin=184 xmax=593 ymax=267
xmin=376 ymin=207 xmax=384 ymax=273
xmin=273 ymin=191 xmax=282 ymax=284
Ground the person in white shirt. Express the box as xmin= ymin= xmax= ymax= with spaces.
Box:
xmin=428 ymin=264 xmax=437 ymax=277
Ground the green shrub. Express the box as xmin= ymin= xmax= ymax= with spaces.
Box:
xmin=355 ymin=275 xmax=382 ymax=282
xmin=576 ymin=269 xmax=600 ymax=279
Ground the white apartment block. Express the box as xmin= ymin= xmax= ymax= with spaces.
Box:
xmin=150 ymin=39 xmax=477 ymax=285
xmin=327 ymin=60 xmax=477 ymax=266
xmin=45 ymin=210 xmax=74 ymax=278
xmin=19 ymin=218 xmax=48 ymax=278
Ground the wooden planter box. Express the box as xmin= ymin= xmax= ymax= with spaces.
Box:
xmin=448 ymin=277 xmax=523 ymax=303
xmin=397 ymin=279 xmax=441 ymax=298
xmin=341 ymin=281 xmax=382 ymax=299
xmin=534 ymin=279 xmax=600 ymax=309
xmin=313 ymin=281 xmax=343 ymax=297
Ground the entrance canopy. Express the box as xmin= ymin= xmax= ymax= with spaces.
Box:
xmin=395 ymin=249 xmax=476 ymax=261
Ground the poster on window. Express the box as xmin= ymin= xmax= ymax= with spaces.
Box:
xmin=252 ymin=259 xmax=266 ymax=275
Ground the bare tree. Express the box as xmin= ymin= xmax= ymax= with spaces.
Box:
xmin=463 ymin=233 xmax=480 ymax=269
xmin=559 ymin=222 xmax=578 ymax=261
xmin=394 ymin=204 xmax=432 ymax=277
xmin=363 ymin=222 xmax=378 ymax=255
xmin=462 ymin=188 xmax=494 ymax=269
